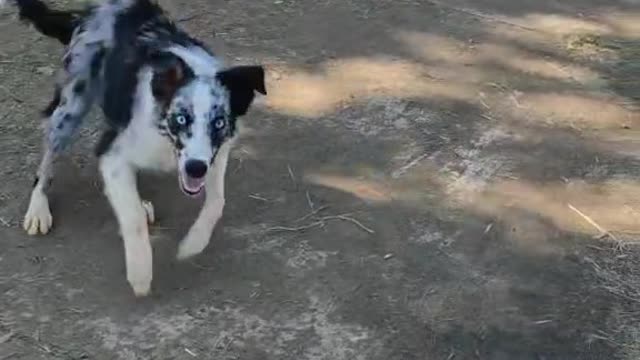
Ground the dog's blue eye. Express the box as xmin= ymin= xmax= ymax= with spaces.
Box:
xmin=215 ymin=119 xmax=225 ymax=129
xmin=175 ymin=115 xmax=187 ymax=126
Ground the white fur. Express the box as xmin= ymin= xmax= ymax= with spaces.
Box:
xmin=23 ymin=189 xmax=53 ymax=235
xmin=177 ymin=138 xmax=233 ymax=259
xmin=21 ymin=0 xmax=262 ymax=297
xmin=96 ymin=66 xmax=235 ymax=294
xmin=180 ymin=80 xmax=216 ymax=168
xmin=167 ymin=45 xmax=221 ymax=76
xmin=117 ymin=67 xmax=177 ymax=172
xmin=24 ymin=147 xmax=54 ymax=235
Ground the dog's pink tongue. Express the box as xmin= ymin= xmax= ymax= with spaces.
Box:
xmin=184 ymin=176 xmax=205 ymax=192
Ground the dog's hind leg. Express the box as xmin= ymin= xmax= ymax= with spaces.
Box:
xmin=177 ymin=140 xmax=233 ymax=260
xmin=23 ymin=75 xmax=97 ymax=235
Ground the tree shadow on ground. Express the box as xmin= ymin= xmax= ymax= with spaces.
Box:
xmin=0 ymin=0 xmax=639 ymax=359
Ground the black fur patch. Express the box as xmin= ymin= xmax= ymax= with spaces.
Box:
xmin=32 ymin=175 xmax=52 ymax=188
xmin=216 ymin=66 xmax=266 ymax=117
xmin=90 ymin=47 xmax=106 ymax=78
xmin=101 ymin=0 xmax=175 ymax=127
xmin=15 ymin=0 xmax=86 ymax=45
xmin=94 ymin=128 xmax=119 ymax=156
xmin=42 ymin=87 xmax=61 ymax=117
xmin=72 ymin=80 xmax=86 ymax=94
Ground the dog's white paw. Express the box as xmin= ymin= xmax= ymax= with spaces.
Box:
xmin=23 ymin=191 xmax=53 ymax=235
xmin=141 ymin=200 xmax=155 ymax=225
xmin=130 ymin=280 xmax=151 ymax=297
xmin=177 ymin=228 xmax=210 ymax=260
xmin=127 ymin=267 xmax=152 ymax=297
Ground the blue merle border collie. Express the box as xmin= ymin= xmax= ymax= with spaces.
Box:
xmin=13 ymin=0 xmax=266 ymax=296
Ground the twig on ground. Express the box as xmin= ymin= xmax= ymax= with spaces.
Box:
xmin=287 ymin=164 xmax=296 ymax=184
xmin=306 ymin=191 xmax=315 ymax=211
xmin=268 ymin=213 xmax=374 ymax=234
xmin=510 ymin=93 xmax=524 ymax=108
xmin=587 ymin=245 xmax=608 ymax=252
xmin=480 ymin=114 xmax=495 ymax=121
xmin=321 ymin=214 xmax=375 ymax=234
xmin=224 ymin=338 xmax=234 ymax=351
xmin=248 ymin=194 xmax=269 ymax=202
xmin=392 ymin=153 xmax=428 ymax=178
xmin=568 ymin=204 xmax=621 ymax=246
xmin=187 ymin=261 xmax=215 ymax=270
xmin=294 ymin=205 xmax=329 ymax=223
xmin=266 ymin=221 xmax=325 ymax=233
xmin=0 ymin=331 xmax=14 ymax=344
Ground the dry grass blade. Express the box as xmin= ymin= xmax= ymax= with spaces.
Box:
xmin=266 ymin=221 xmax=325 ymax=233
xmin=567 ymin=203 xmax=622 ymax=247
xmin=294 ymin=205 xmax=329 ymax=223
xmin=321 ymin=215 xmax=375 ymax=234
xmin=306 ymin=191 xmax=315 ymax=210
xmin=0 ymin=331 xmax=14 ymax=344
xmin=248 ymin=194 xmax=269 ymax=202
xmin=287 ymin=164 xmax=296 ymax=184
xmin=268 ymin=208 xmax=374 ymax=234
xmin=392 ymin=153 xmax=428 ymax=178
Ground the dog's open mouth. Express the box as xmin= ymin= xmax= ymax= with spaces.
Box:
xmin=179 ymin=172 xmax=205 ymax=197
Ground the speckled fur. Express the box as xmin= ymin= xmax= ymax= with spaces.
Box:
xmin=16 ymin=0 xmax=266 ymax=296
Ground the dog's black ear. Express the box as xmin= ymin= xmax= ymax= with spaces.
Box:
xmin=149 ymin=53 xmax=193 ymax=106
xmin=216 ymin=65 xmax=266 ymax=117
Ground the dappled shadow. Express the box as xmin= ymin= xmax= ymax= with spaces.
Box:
xmin=1 ymin=0 xmax=639 ymax=359
xmin=237 ymin=3 xmax=640 ymax=358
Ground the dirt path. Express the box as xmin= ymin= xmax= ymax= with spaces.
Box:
xmin=1 ymin=0 xmax=639 ymax=359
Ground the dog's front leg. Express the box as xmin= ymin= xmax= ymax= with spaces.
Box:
xmin=100 ymin=155 xmax=153 ymax=296
xmin=177 ymin=141 xmax=232 ymax=260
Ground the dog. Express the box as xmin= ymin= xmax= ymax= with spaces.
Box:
xmin=13 ymin=0 xmax=266 ymax=296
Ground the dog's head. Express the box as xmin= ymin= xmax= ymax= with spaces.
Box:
xmin=150 ymin=54 xmax=266 ymax=197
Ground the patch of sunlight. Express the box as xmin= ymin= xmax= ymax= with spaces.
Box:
xmin=489 ymin=11 xmax=640 ymax=50
xmin=303 ymin=160 xmax=452 ymax=213
xmin=598 ymin=12 xmax=640 ymax=40
xmin=509 ymin=92 xmax=638 ymax=130
xmin=510 ymin=13 xmax=611 ymax=36
xmin=464 ymin=179 xmax=640 ymax=239
xmin=395 ymin=31 xmax=602 ymax=84
xmin=304 ymin=173 xmax=395 ymax=202
xmin=263 ymin=57 xmax=476 ymax=117
xmin=590 ymin=129 xmax=640 ymax=159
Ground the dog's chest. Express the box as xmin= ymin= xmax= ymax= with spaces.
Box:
xmin=117 ymin=117 xmax=177 ymax=172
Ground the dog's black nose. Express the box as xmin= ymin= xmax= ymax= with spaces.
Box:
xmin=185 ymin=160 xmax=208 ymax=178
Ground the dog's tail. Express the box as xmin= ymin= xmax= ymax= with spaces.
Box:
xmin=13 ymin=0 xmax=82 ymax=45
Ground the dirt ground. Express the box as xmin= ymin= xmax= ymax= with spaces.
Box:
xmin=1 ymin=0 xmax=639 ymax=359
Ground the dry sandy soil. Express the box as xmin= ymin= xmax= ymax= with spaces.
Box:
xmin=1 ymin=0 xmax=640 ymax=359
